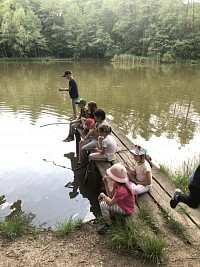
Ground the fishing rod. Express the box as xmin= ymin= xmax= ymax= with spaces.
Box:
xmin=43 ymin=159 xmax=72 ymax=170
xmin=40 ymin=122 xmax=70 ymax=127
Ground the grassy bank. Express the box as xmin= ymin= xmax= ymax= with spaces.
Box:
xmin=0 ymin=210 xmax=168 ymax=264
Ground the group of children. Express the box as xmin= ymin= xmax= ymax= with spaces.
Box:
xmin=59 ymin=69 xmax=200 ymax=235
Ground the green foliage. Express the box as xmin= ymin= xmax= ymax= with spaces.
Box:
xmin=55 ymin=218 xmax=83 ymax=237
xmin=0 ymin=212 xmax=35 ymax=240
xmin=162 ymin=210 xmax=189 ymax=243
xmin=108 ymin=219 xmax=167 ymax=264
xmin=0 ymin=0 xmax=200 ymax=59
xmin=138 ymin=207 xmax=160 ymax=234
xmin=138 ymin=234 xmax=167 ymax=264
xmin=162 ymin=52 xmax=175 ymax=63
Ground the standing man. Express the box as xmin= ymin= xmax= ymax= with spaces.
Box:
xmin=59 ymin=70 xmax=79 ymax=120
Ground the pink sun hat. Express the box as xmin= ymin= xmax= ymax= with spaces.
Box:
xmin=106 ymin=163 xmax=128 ymax=183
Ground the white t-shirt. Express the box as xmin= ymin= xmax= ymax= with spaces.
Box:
xmin=94 ymin=120 xmax=109 ymax=139
xmin=135 ymin=160 xmax=152 ymax=184
xmin=102 ymin=135 xmax=117 ymax=161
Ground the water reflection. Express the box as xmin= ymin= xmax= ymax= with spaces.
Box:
xmin=6 ymin=200 xmax=22 ymax=220
xmin=64 ymin=152 xmax=101 ymax=218
xmin=0 ymin=195 xmax=6 ymax=205
xmin=0 ymin=61 xmax=200 ymax=226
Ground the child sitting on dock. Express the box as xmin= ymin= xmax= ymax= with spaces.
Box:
xmin=80 ymin=101 xmax=97 ymax=129
xmin=73 ymin=109 xmax=109 ymax=171
xmin=98 ymin=163 xmax=135 ymax=235
xmin=125 ymin=145 xmax=152 ymax=195
xmin=82 ymin=118 xmax=95 ymax=134
xmin=63 ymin=98 xmax=88 ymax=142
xmin=170 ymin=163 xmax=200 ymax=209
xmin=87 ymin=101 xmax=98 ymax=119
xmin=89 ymin=125 xmax=117 ymax=162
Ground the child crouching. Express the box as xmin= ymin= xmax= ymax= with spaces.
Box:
xmin=98 ymin=163 xmax=135 ymax=235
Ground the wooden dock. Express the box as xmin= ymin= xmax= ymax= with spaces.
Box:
xmin=75 ymin=119 xmax=200 ymax=244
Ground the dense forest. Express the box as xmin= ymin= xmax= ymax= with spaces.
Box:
xmin=0 ymin=0 xmax=200 ymax=61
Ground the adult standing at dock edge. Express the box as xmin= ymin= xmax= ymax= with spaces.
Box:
xmin=170 ymin=163 xmax=200 ymax=209
xmin=59 ymin=70 xmax=79 ymax=120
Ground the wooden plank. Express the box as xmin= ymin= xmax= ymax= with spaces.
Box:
xmin=150 ymin=179 xmax=200 ymax=242
xmin=109 ymin=120 xmax=200 ymax=226
xmin=152 ymin=166 xmax=200 ymax=224
xmin=95 ymin=161 xmax=112 ymax=177
xmin=75 ymin=120 xmax=200 ymax=231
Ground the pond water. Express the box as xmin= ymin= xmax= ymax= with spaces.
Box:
xmin=0 ymin=61 xmax=200 ymax=227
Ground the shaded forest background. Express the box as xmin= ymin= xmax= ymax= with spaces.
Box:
xmin=0 ymin=0 xmax=200 ymax=61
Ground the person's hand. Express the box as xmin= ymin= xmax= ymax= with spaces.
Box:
xmin=95 ymin=147 xmax=99 ymax=152
xmin=98 ymin=192 xmax=105 ymax=201
xmin=102 ymin=176 xmax=108 ymax=184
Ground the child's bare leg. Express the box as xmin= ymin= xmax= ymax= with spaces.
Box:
xmin=69 ymin=124 xmax=75 ymax=136
xmin=81 ymin=147 xmax=88 ymax=163
xmin=73 ymin=107 xmax=77 ymax=118
xmin=99 ymin=201 xmax=112 ymax=225
xmin=78 ymin=140 xmax=84 ymax=163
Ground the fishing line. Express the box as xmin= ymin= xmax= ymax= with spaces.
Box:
xmin=40 ymin=122 xmax=70 ymax=127
xmin=43 ymin=159 xmax=72 ymax=170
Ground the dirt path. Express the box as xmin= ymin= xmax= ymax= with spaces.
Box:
xmin=0 ymin=222 xmax=200 ymax=267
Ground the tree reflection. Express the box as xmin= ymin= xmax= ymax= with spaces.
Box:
xmin=1 ymin=62 xmax=200 ymax=147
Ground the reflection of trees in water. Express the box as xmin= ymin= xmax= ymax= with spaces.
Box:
xmin=0 ymin=196 xmax=35 ymax=222
xmin=105 ymin=65 xmax=200 ymax=146
xmin=1 ymin=62 xmax=200 ymax=146
xmin=0 ymin=196 xmax=23 ymax=219
xmin=0 ymin=195 xmax=6 ymax=205
xmin=112 ymin=98 xmax=198 ymax=146
xmin=6 ymin=200 xmax=22 ymax=220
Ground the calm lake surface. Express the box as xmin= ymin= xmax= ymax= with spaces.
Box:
xmin=0 ymin=61 xmax=200 ymax=227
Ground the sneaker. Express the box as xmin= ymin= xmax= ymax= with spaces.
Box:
xmin=73 ymin=163 xmax=87 ymax=171
xmin=63 ymin=136 xmax=74 ymax=142
xmin=98 ymin=223 xmax=111 ymax=235
xmin=170 ymin=189 xmax=182 ymax=209
xmin=69 ymin=116 xmax=77 ymax=121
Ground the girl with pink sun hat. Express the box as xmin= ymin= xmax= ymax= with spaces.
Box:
xmin=98 ymin=163 xmax=135 ymax=235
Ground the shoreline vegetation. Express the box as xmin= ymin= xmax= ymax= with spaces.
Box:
xmin=0 ymin=209 xmax=168 ymax=264
xmin=0 ymin=1 xmax=200 ymax=62
xmin=0 ymin=55 xmax=200 ymax=65
xmin=2 ymin=154 xmax=199 ymax=264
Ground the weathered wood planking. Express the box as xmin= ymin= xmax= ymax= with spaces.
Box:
xmin=108 ymin=120 xmax=200 ymax=240
xmin=75 ymin=120 xmax=200 ymax=241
